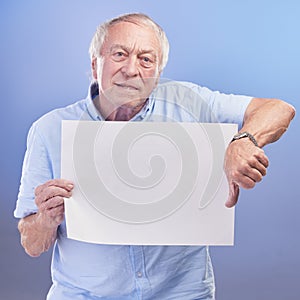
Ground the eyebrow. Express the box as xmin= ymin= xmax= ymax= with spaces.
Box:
xmin=109 ymin=44 xmax=157 ymax=57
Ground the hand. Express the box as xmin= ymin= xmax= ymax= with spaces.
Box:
xmin=224 ymin=139 xmax=269 ymax=207
xmin=34 ymin=179 xmax=74 ymax=230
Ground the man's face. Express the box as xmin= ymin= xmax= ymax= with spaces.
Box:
xmin=94 ymin=21 xmax=161 ymax=111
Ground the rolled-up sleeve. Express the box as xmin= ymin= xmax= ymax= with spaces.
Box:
xmin=189 ymin=83 xmax=252 ymax=129
xmin=14 ymin=122 xmax=53 ymax=218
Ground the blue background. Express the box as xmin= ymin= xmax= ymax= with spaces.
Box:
xmin=0 ymin=1 xmax=299 ymax=299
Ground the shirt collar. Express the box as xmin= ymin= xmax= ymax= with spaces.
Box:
xmin=85 ymin=82 xmax=155 ymax=122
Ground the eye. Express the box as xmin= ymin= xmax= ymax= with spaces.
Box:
xmin=112 ymin=51 xmax=127 ymax=62
xmin=140 ymin=56 xmax=155 ymax=68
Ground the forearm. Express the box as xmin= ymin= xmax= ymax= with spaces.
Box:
xmin=241 ymin=98 xmax=295 ymax=148
xmin=17 ymin=179 xmax=73 ymax=257
xmin=18 ymin=213 xmax=58 ymax=257
xmin=224 ymin=97 xmax=295 ymax=207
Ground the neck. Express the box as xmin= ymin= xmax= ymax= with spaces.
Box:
xmin=108 ymin=104 xmax=143 ymax=121
xmin=94 ymin=95 xmax=147 ymax=121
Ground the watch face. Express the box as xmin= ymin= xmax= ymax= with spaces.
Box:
xmin=236 ymin=132 xmax=247 ymax=139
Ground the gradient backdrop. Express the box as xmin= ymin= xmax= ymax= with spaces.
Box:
xmin=0 ymin=1 xmax=299 ymax=299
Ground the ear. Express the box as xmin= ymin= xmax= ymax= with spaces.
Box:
xmin=91 ymin=56 xmax=98 ymax=80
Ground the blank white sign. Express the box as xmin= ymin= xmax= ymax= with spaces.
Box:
xmin=61 ymin=120 xmax=237 ymax=245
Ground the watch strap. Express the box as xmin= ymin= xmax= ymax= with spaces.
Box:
xmin=231 ymin=132 xmax=258 ymax=147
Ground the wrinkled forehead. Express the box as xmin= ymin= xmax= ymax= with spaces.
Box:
xmin=103 ymin=21 xmax=161 ymax=54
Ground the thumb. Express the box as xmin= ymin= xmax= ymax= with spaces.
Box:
xmin=225 ymin=182 xmax=240 ymax=208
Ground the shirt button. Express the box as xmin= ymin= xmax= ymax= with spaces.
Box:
xmin=136 ymin=271 xmax=143 ymax=278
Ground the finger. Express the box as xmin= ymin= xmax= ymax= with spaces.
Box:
xmin=35 ymin=186 xmax=71 ymax=207
xmin=45 ymin=179 xmax=74 ymax=191
xmin=239 ymin=160 xmax=266 ymax=183
xmin=249 ymin=159 xmax=267 ymax=177
xmin=35 ymin=186 xmax=72 ymax=207
xmin=225 ymin=182 xmax=240 ymax=208
xmin=45 ymin=186 xmax=72 ymax=200
xmin=35 ymin=179 xmax=74 ymax=196
xmin=235 ymin=169 xmax=262 ymax=190
xmin=39 ymin=196 xmax=65 ymax=211
xmin=46 ymin=204 xmax=65 ymax=218
xmin=251 ymin=147 xmax=269 ymax=168
xmin=256 ymin=152 xmax=269 ymax=168
xmin=244 ymin=167 xmax=264 ymax=184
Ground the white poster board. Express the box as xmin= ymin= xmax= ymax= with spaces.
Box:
xmin=62 ymin=121 xmax=237 ymax=245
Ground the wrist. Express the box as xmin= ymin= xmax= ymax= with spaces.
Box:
xmin=230 ymin=131 xmax=259 ymax=147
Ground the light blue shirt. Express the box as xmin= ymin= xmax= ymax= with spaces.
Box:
xmin=14 ymin=80 xmax=252 ymax=300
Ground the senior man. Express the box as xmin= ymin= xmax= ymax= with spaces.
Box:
xmin=15 ymin=13 xmax=295 ymax=300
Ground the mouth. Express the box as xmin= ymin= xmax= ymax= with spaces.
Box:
xmin=115 ymin=83 xmax=139 ymax=90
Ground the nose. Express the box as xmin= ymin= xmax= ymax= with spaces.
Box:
xmin=121 ymin=56 xmax=139 ymax=77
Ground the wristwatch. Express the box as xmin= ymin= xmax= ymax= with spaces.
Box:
xmin=230 ymin=132 xmax=258 ymax=147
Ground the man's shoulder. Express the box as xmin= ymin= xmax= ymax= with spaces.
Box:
xmin=156 ymin=79 xmax=200 ymax=90
xmin=154 ymin=79 xmax=213 ymax=96
xmin=30 ymin=98 xmax=88 ymax=135
xmin=153 ymin=79 xmax=212 ymax=105
xmin=41 ymin=98 xmax=87 ymax=122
